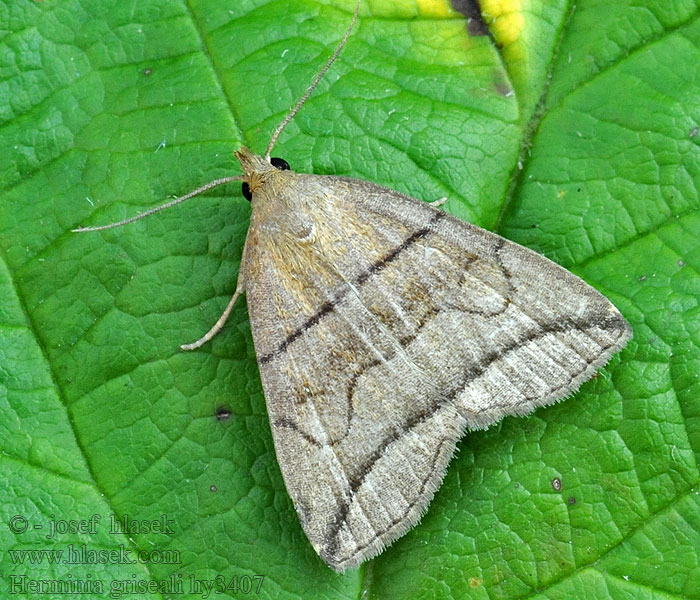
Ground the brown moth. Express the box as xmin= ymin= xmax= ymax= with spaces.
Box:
xmin=75 ymin=1 xmax=631 ymax=571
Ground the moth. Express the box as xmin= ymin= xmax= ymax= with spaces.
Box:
xmin=75 ymin=1 xmax=631 ymax=572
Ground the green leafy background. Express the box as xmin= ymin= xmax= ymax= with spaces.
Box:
xmin=1 ymin=0 xmax=699 ymax=598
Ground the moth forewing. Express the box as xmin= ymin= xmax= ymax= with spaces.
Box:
xmin=240 ymin=166 xmax=631 ymax=570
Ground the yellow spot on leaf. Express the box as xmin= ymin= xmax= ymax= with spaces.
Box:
xmin=481 ymin=0 xmax=524 ymax=46
xmin=415 ymin=0 xmax=458 ymax=19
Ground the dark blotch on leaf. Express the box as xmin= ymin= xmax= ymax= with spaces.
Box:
xmin=215 ymin=407 xmax=231 ymax=421
xmin=451 ymin=0 xmax=489 ymax=36
xmin=568 ymin=496 xmax=577 ymax=505
xmin=494 ymin=77 xmax=513 ymax=98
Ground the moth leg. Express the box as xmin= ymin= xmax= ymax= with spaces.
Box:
xmin=180 ymin=277 xmax=246 ymax=351
xmin=429 ymin=196 xmax=447 ymax=208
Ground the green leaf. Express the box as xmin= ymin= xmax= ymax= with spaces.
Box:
xmin=1 ymin=1 xmax=698 ymax=599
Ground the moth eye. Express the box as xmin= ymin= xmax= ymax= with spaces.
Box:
xmin=271 ymin=157 xmax=290 ymax=171
xmin=242 ymin=181 xmax=252 ymax=201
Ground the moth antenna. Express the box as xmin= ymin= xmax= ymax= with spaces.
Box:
xmin=264 ymin=0 xmax=361 ymax=159
xmin=72 ymin=175 xmax=243 ymax=232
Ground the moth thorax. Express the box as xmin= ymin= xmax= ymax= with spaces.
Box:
xmin=246 ymin=171 xmax=267 ymax=197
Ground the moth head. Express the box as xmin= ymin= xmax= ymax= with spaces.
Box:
xmin=235 ymin=147 xmax=291 ymax=201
